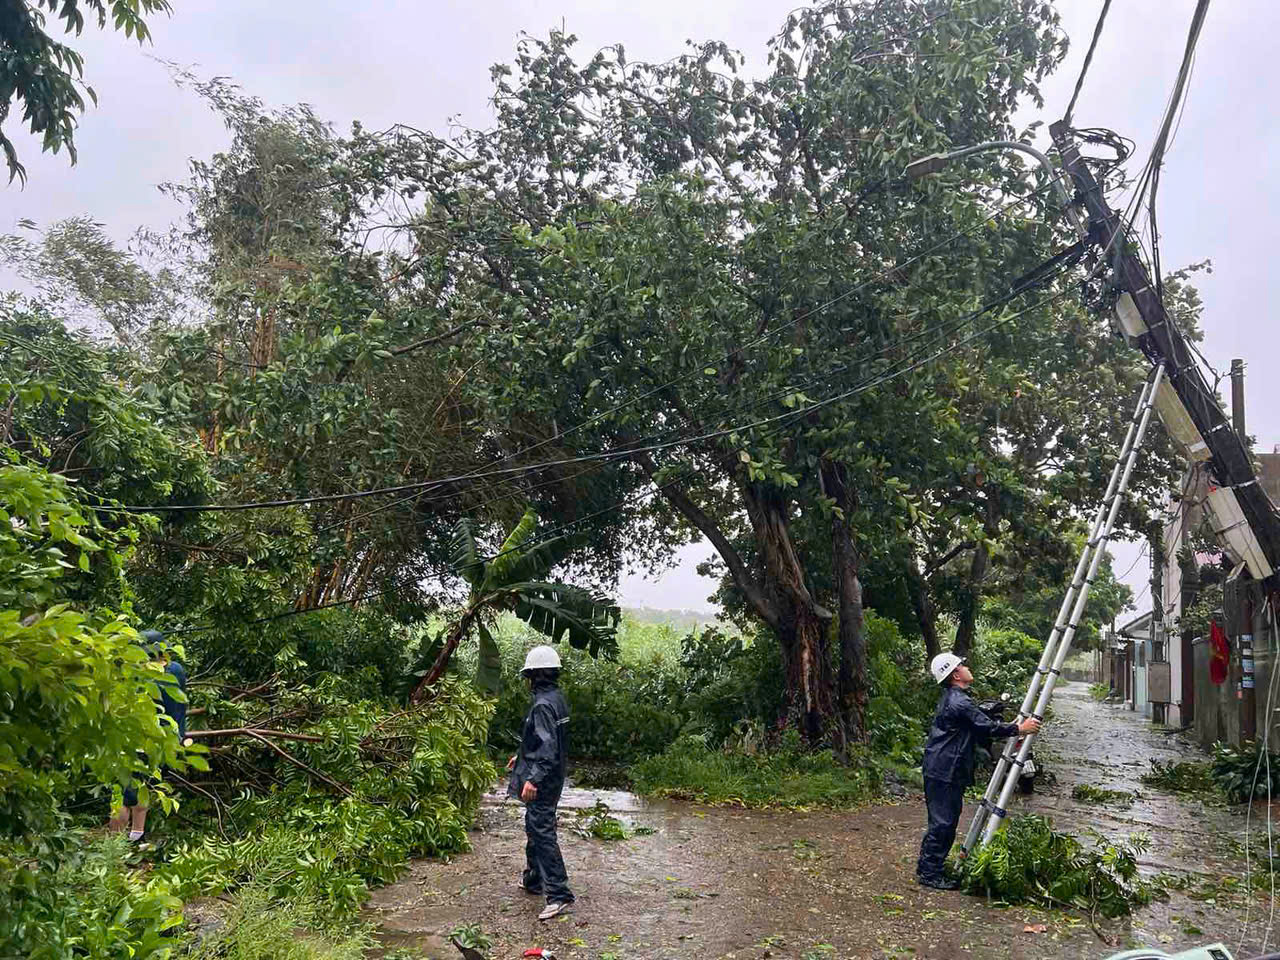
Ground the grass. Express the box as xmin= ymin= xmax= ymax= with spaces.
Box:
xmin=631 ymin=736 xmax=880 ymax=808
xmin=186 ymin=886 xmax=374 ymax=960
xmin=1140 ymin=759 xmax=1220 ymax=800
xmin=1071 ymin=783 xmax=1135 ymax=806
xmin=1088 ymin=682 xmax=1111 ymax=701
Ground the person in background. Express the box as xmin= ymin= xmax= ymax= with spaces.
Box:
xmin=108 ymin=629 xmax=188 ymax=842
xmin=916 ymin=652 xmax=1041 ymax=890
xmin=506 ymin=644 xmax=574 ymax=920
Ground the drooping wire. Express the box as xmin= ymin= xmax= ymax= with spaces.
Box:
xmin=1063 ymin=0 xmax=1113 ymax=124
xmin=101 ymin=178 xmax=1070 ymax=517
xmin=160 ymin=275 xmax=1078 ymax=634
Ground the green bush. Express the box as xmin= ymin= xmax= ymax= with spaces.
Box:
xmin=865 ymin=612 xmax=933 ymax=764
xmin=1 ymin=833 xmax=184 ymax=960
xmin=631 ymin=733 xmax=880 ymax=808
xmin=160 ymin=675 xmax=495 ymax=920
xmin=960 ymin=814 xmax=1165 ymax=917
xmin=1211 ymin=741 xmax=1280 ymax=804
xmin=488 ymin=629 xmax=685 ymax=765
xmin=679 ymin=628 xmax=784 ymax=746
xmin=969 ymin=627 xmax=1043 ymax=703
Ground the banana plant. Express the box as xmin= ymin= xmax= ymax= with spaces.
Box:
xmin=409 ymin=508 xmax=619 ymax=702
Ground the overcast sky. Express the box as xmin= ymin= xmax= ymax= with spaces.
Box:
xmin=4 ymin=0 xmax=1277 ymax=613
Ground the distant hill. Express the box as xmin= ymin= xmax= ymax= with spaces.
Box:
xmin=622 ymin=606 xmax=721 ymax=631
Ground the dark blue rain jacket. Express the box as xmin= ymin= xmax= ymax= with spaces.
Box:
xmin=508 ymin=679 xmax=569 ymax=803
xmin=921 ymin=685 xmax=1019 ymax=787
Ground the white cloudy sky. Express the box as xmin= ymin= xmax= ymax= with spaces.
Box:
xmin=4 ymin=0 xmax=1277 ymax=613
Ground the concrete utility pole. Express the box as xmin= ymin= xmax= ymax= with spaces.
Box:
xmin=1050 ymin=122 xmax=1280 ymax=584
xmin=1230 ymin=359 xmax=1257 ymax=738
xmin=1231 ymin=359 xmax=1247 ymax=448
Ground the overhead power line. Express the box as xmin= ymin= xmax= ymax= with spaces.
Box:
xmin=159 ymin=271 xmax=1077 ymax=635
xmin=99 ymin=178 xmax=1068 ymax=517
xmin=1063 ymin=0 xmax=1113 ymax=123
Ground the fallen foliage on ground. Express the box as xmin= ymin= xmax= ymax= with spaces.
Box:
xmin=959 ymin=814 xmax=1166 ymax=918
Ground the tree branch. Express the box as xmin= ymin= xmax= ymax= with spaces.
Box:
xmin=922 ymin=540 xmax=977 ymax=580
xmin=186 ymin=727 xmax=325 ymax=743
xmin=632 ymin=451 xmax=779 ymax=630
xmin=389 ymin=318 xmax=487 ymax=357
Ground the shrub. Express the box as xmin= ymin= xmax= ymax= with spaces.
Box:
xmin=0 ymin=833 xmax=184 ymax=960
xmin=865 ymin=613 xmax=933 ymax=764
xmin=631 ymin=734 xmax=880 ymax=808
xmin=679 ymin=628 xmax=784 ymax=746
xmin=960 ymin=814 xmax=1165 ymax=917
xmin=488 ymin=631 xmax=685 ymax=765
xmin=160 ymin=675 xmax=495 ymax=920
xmin=1210 ymin=741 xmax=1280 ymax=804
xmin=969 ymin=627 xmax=1043 ymax=703
xmin=1088 ymin=682 xmax=1111 ymax=701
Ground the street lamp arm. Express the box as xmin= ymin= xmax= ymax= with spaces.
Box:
xmin=904 ymin=140 xmax=1084 ymax=237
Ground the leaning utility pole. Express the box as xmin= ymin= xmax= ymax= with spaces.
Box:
xmin=1050 ymin=121 xmax=1280 ymax=583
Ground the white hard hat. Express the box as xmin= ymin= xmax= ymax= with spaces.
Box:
xmin=522 ymin=645 xmax=562 ymax=673
xmin=930 ymin=652 xmax=965 ymax=685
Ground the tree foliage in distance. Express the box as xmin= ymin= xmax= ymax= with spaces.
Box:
xmin=0 ymin=0 xmax=172 ymax=183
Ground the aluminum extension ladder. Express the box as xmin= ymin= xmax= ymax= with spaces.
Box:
xmin=960 ymin=363 xmax=1166 ymax=854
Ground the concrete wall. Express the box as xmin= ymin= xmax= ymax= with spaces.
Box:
xmin=1258 ymin=452 xmax=1280 ymax=506
xmin=1135 ymin=638 xmax=1151 ymax=719
xmin=1191 ymin=585 xmax=1278 ymax=750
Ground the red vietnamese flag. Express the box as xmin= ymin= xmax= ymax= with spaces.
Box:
xmin=1209 ymin=620 xmax=1230 ymax=685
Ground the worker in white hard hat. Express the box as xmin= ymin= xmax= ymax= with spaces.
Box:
xmin=506 ymin=644 xmax=574 ymax=920
xmin=916 ymin=652 xmax=1041 ymax=890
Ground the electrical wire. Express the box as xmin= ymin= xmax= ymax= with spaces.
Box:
xmin=1145 ymin=0 xmax=1210 ymax=304
xmin=1240 ymin=592 xmax=1280 ymax=952
xmin=157 ymin=277 xmax=1077 ymax=634
xmin=99 ymin=178 xmax=1070 ymax=517
xmin=1063 ymin=0 xmax=1113 ymax=123
xmin=1117 ymin=541 xmax=1149 ymax=583
xmin=313 ymin=231 xmax=1084 ymax=541
xmin=443 ymin=280 xmax=1077 ymax=570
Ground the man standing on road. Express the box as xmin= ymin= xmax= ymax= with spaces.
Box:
xmin=916 ymin=653 xmax=1041 ymax=890
xmin=507 ymin=645 xmax=574 ymax=920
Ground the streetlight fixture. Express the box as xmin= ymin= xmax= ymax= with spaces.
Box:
xmin=904 ymin=140 xmax=1086 ymax=239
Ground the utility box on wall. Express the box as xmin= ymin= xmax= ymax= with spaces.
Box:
xmin=1149 ymin=661 xmax=1172 ymax=704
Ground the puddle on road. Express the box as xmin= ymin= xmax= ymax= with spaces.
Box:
xmin=482 ymin=782 xmax=656 ymax=812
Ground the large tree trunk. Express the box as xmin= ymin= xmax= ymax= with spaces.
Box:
xmin=823 ymin=461 xmax=868 ymax=744
xmin=774 ymin=603 xmax=840 ymax=744
xmin=953 ymin=493 xmax=1001 ymax=659
xmin=744 ymin=485 xmax=844 ymax=747
xmin=904 ymin=560 xmax=940 ymax=661
xmin=637 ymin=454 xmax=844 ymax=746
